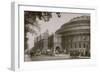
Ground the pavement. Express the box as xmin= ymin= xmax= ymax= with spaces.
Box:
xmin=31 ymin=54 xmax=71 ymax=61
xmin=24 ymin=54 xmax=90 ymax=62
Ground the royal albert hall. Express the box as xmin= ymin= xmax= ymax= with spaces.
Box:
xmin=56 ymin=16 xmax=90 ymax=56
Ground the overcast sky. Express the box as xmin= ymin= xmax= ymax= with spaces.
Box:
xmin=27 ymin=12 xmax=89 ymax=50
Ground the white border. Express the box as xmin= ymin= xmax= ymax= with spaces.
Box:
xmin=11 ymin=2 xmax=97 ymax=71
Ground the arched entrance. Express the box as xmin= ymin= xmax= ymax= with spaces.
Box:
xmin=55 ymin=46 xmax=61 ymax=54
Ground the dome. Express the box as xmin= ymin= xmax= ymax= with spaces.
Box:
xmin=56 ymin=16 xmax=90 ymax=35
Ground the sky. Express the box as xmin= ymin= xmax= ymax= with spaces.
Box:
xmin=26 ymin=12 xmax=89 ymax=50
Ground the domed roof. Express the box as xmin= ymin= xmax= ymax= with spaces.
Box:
xmin=56 ymin=16 xmax=90 ymax=35
xmin=69 ymin=16 xmax=90 ymax=23
xmin=61 ymin=16 xmax=90 ymax=28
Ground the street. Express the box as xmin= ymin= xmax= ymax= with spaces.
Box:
xmin=24 ymin=53 xmax=90 ymax=61
xmin=31 ymin=54 xmax=70 ymax=61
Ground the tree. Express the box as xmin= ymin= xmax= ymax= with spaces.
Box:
xmin=24 ymin=11 xmax=61 ymax=50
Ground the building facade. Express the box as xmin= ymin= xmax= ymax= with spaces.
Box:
xmin=56 ymin=16 xmax=90 ymax=56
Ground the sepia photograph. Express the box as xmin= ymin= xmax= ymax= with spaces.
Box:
xmin=24 ymin=11 xmax=90 ymax=62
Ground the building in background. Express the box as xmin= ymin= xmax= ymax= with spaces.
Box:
xmin=56 ymin=16 xmax=90 ymax=56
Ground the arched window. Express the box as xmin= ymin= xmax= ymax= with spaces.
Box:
xmin=79 ymin=42 xmax=81 ymax=48
xmin=75 ymin=43 xmax=76 ymax=48
xmin=83 ymin=43 xmax=85 ymax=48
